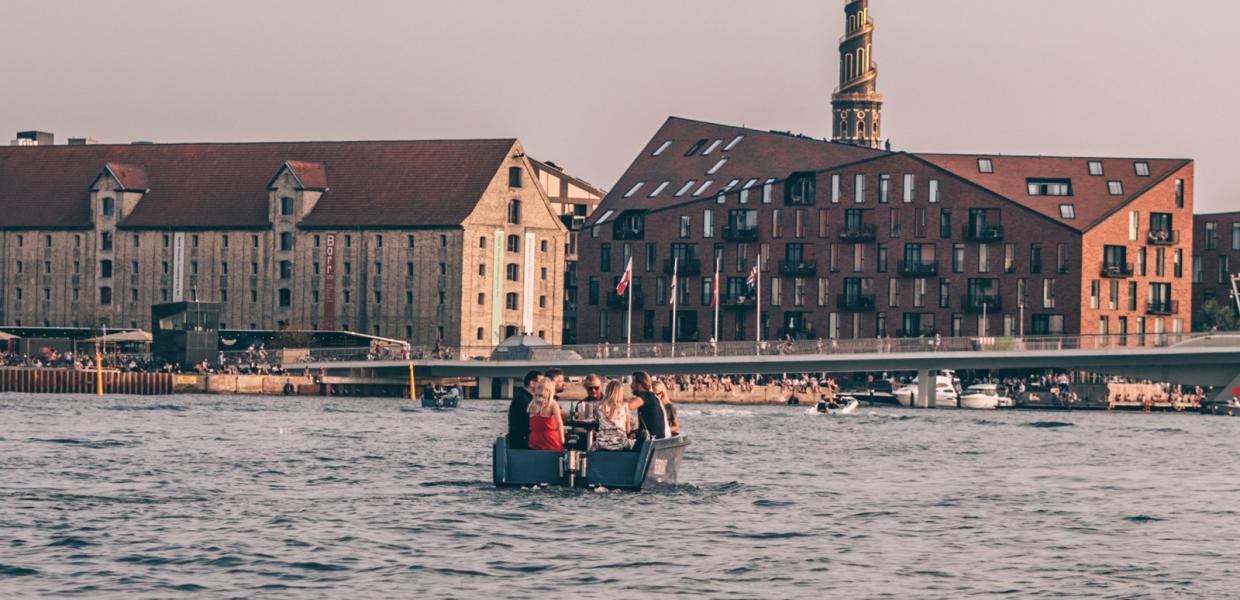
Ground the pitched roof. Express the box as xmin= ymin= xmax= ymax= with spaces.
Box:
xmin=0 ymin=139 xmax=517 ymax=229
xmin=105 ymin=163 xmax=149 ymax=191
xmin=589 ymin=116 xmax=885 ymax=225
xmin=917 ymin=153 xmax=1190 ymax=231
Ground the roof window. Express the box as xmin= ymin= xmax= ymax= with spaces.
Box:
xmin=652 ymin=140 xmax=673 ymax=157
xmin=1134 ymin=161 xmax=1150 ymax=177
xmin=723 ymin=135 xmax=745 ymax=151
xmin=1059 ymin=204 xmax=1076 ymax=219
xmin=722 ymin=178 xmax=742 ymax=192
xmin=701 ymin=139 xmax=724 ymax=156
xmin=742 ymin=178 xmax=759 ymax=190
xmin=623 ymin=182 xmax=645 ymax=198
xmin=1027 ymin=178 xmax=1072 ymax=197
xmin=595 ymin=209 xmax=616 ymax=225
xmin=1087 ymin=161 xmax=1104 ymax=176
xmin=675 ymin=181 xmax=698 ymax=197
xmin=693 ymin=181 xmax=714 ymax=196
xmin=648 ymin=181 xmax=671 ymax=198
xmin=977 ymin=158 xmax=993 ymax=174
xmin=1107 ymin=181 xmax=1124 ymax=195
xmin=707 ymin=158 xmax=728 ymax=176
xmin=685 ymin=139 xmax=709 ymax=157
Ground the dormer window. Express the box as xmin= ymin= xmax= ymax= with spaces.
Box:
xmin=977 ymin=158 xmax=993 ymax=174
xmin=280 ymin=197 xmax=294 ymax=215
xmin=613 ymin=211 xmax=646 ymax=241
xmin=101 ymin=197 xmax=114 ymax=217
xmin=1087 ymin=161 xmax=1104 ymax=176
xmin=1134 ymin=161 xmax=1151 ymax=177
xmin=1027 ymin=178 xmax=1072 ymax=196
xmin=785 ymin=172 xmax=817 ymax=206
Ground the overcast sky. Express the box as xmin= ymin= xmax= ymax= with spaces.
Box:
xmin=3 ymin=0 xmax=1237 ymax=211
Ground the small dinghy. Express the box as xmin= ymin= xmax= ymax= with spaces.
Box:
xmin=493 ymin=435 xmax=690 ymax=490
xmin=814 ymin=398 xmax=860 ymax=415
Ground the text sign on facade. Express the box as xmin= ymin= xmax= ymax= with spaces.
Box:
xmin=323 ymin=233 xmax=337 ymax=330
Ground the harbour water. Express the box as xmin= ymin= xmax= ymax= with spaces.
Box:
xmin=1 ymin=394 xmax=1238 ymax=598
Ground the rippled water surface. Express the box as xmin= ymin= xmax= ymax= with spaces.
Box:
xmin=1 ymin=393 xmax=1239 ymax=598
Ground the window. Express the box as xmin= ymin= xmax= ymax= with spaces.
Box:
xmin=1134 ymin=161 xmax=1150 ymax=177
xmin=703 ymin=210 xmax=714 ymax=238
xmin=940 ymin=209 xmax=952 ymax=239
xmin=675 ymin=181 xmax=697 ymax=197
xmin=600 ymin=244 xmax=612 ymax=272
xmin=977 ymin=158 xmax=993 ymax=174
xmin=648 ymin=181 xmax=671 ymax=197
xmin=280 ymin=197 xmax=294 ymax=215
xmin=771 ymin=209 xmax=781 ymax=238
xmin=132 ymin=234 xmax=140 ymax=248
xmin=280 ymin=232 xmax=294 ymax=251
xmin=903 ymin=174 xmax=915 ymax=203
xmin=100 ymin=260 xmax=113 ymax=278
xmin=952 ymin=244 xmax=965 ymax=273
xmin=724 ymin=135 xmax=744 ymax=151
xmin=701 ymin=139 xmax=723 ymax=155
xmin=1107 ymin=181 xmax=1124 ymax=195
xmin=101 ymin=197 xmax=114 ymax=217
xmin=939 ymin=279 xmax=951 ymax=308
xmin=707 ymin=158 xmax=728 ymax=175
xmin=1205 ymin=222 xmax=1217 ymax=250
xmin=191 ymin=261 xmax=199 ymax=275
xmin=650 ymin=140 xmax=675 ymax=157
xmin=684 ymin=139 xmax=709 ymax=156
xmin=928 ymin=180 xmax=940 ymax=203
xmin=623 ymin=182 xmax=645 ymax=198
xmin=1128 ymin=211 xmax=1140 ymax=241
xmin=101 ymin=232 xmax=112 ymax=251
xmin=693 ymin=181 xmax=714 ymax=196
xmin=763 ymin=179 xmax=775 ymax=204
xmin=374 ymin=290 xmax=382 ymax=304
xmin=506 ymin=234 xmax=520 ymax=253
xmin=505 ymin=292 xmax=519 ymax=310
xmin=1088 ymin=161 xmax=1104 ymax=176
xmin=879 ymin=174 xmax=890 ymax=203
xmin=278 ymin=288 xmax=292 ymax=307
xmin=831 ymin=175 xmax=841 ymax=203
xmin=506 ymin=264 xmax=519 ymax=282
xmin=279 ymin=260 xmax=293 ymax=279
xmin=679 ymin=215 xmax=691 ymax=238
xmin=1059 ymin=204 xmax=1076 ymax=219
xmin=1027 ymin=179 xmax=1072 ymax=196
xmin=1175 ymin=179 xmax=1185 ymax=208
xmin=507 ymin=199 xmax=521 ymax=224
xmin=1043 ymin=279 xmax=1056 ymax=309
xmin=508 ymin=166 xmax=523 ymax=188
xmin=854 ymin=174 xmax=866 ymax=203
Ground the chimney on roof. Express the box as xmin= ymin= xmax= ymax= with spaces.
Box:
xmin=11 ymin=131 xmax=54 ymax=146
xmin=68 ymin=137 xmax=99 ymax=145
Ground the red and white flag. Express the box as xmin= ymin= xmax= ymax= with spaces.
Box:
xmin=746 ymin=264 xmax=758 ymax=291
xmin=616 ymin=257 xmax=633 ymax=296
xmin=710 ymin=273 xmax=719 ymax=306
xmin=669 ymin=257 xmax=678 ymax=303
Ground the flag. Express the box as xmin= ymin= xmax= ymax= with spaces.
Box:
xmin=709 ymin=274 xmax=719 ymax=306
xmin=746 ymin=264 xmax=758 ymax=291
xmin=616 ymin=257 xmax=633 ymax=296
xmin=669 ymin=258 xmax=679 ymax=303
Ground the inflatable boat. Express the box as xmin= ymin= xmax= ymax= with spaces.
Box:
xmin=492 ymin=434 xmax=690 ymax=490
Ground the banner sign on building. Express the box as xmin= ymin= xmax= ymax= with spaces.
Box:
xmin=172 ymin=232 xmax=186 ymax=302
xmin=323 ymin=233 xmax=337 ymax=330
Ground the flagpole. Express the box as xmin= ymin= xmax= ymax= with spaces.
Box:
xmin=713 ymin=256 xmax=720 ymax=347
xmin=755 ymin=254 xmax=762 ymax=354
xmin=626 ymin=264 xmax=633 ymax=357
xmin=671 ymin=257 xmax=679 ymax=358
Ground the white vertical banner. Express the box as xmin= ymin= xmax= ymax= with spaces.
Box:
xmin=172 ymin=232 xmax=186 ymax=302
xmin=522 ymin=232 xmax=536 ymax=336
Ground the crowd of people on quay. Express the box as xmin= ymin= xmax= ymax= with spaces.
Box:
xmin=506 ymin=369 xmax=681 ymax=453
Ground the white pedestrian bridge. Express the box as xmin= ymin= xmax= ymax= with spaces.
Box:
xmin=289 ymin=333 xmax=1240 ymax=404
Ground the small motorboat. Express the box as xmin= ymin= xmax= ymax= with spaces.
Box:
xmin=815 ymin=398 xmax=860 ymax=415
xmin=1200 ymin=399 xmax=1240 ymax=417
xmin=840 ymin=380 xmax=899 ymax=406
xmin=894 ymin=372 xmax=960 ymax=408
xmin=959 ymin=383 xmax=1010 ymax=410
xmin=493 ymin=435 xmax=690 ymax=490
xmin=421 ymin=389 xmax=460 ymax=409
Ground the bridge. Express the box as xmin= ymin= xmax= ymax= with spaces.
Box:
xmin=288 ymin=333 xmax=1240 ymax=406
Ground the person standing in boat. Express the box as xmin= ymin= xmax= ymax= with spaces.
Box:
xmin=507 ymin=370 xmax=542 ymax=449
xmin=592 ymin=380 xmax=633 ymax=451
xmin=628 ymin=371 xmax=668 ymax=440
xmin=527 ymin=378 xmax=565 ymax=451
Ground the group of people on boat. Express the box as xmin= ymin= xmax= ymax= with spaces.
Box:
xmin=506 ymin=369 xmax=680 ymax=453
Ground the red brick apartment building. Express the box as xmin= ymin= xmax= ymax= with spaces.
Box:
xmin=1192 ymin=212 xmax=1240 ymax=314
xmin=575 ymin=117 xmax=1194 ymax=344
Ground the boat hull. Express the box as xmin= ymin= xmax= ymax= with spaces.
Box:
xmin=959 ymin=395 xmax=1001 ymax=410
xmin=1200 ymin=402 xmax=1240 ymax=417
xmin=493 ymin=435 xmax=690 ymax=490
xmin=421 ymin=396 xmax=460 ymax=409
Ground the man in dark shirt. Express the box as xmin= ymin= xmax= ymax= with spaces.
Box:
xmin=507 ymin=370 xmax=543 ymax=449
xmin=628 ymin=371 xmax=668 ymax=440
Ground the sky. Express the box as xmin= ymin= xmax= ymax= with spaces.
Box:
xmin=2 ymin=0 xmax=1237 ymax=212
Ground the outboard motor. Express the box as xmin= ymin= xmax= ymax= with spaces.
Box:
xmin=560 ymin=449 xmax=588 ymax=488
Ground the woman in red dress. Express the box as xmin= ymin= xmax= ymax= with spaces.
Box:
xmin=527 ymin=378 xmax=565 ymax=451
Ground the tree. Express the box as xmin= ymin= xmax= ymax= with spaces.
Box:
xmin=1194 ymin=298 xmax=1240 ymax=332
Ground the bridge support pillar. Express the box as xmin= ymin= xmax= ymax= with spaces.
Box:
xmin=917 ymin=369 xmax=935 ymax=409
xmin=478 ymin=376 xmax=513 ymax=400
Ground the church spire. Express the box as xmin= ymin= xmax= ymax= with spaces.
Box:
xmin=831 ymin=0 xmax=884 ymax=149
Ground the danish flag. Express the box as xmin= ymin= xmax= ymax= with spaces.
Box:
xmin=616 ymin=257 xmax=633 ymax=296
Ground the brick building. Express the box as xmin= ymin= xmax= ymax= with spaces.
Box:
xmin=0 ymin=138 xmax=569 ymax=350
xmin=1192 ymin=211 xmax=1240 ymax=315
xmin=575 ymin=117 xmax=1194 ymax=344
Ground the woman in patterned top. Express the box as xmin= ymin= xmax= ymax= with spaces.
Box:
xmin=591 ymin=380 xmax=632 ymax=451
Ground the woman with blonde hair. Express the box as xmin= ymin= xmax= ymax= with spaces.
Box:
xmin=527 ymin=378 xmax=565 ymax=451
xmin=591 ymin=380 xmax=633 ymax=451
xmin=651 ymin=379 xmax=679 ymax=436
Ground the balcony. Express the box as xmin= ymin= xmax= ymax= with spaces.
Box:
xmin=963 ymin=224 xmax=1005 ymax=243
xmin=779 ymin=259 xmax=818 ymax=277
xmin=607 ymin=291 xmax=645 ymax=308
xmin=662 ymin=326 xmax=700 ymax=343
xmin=723 ymin=225 xmax=760 ymax=243
xmin=836 ymin=293 xmax=876 ymax=312
xmin=895 ymin=327 xmax=936 ymax=338
xmin=1146 ymin=300 xmax=1179 ymax=315
xmin=720 ymin=295 xmax=756 ymax=310
xmin=1101 ymin=262 xmax=1134 ymax=278
xmin=962 ymin=294 xmax=1002 ymax=313
xmin=838 ymin=224 xmax=877 ymax=242
xmin=664 ymin=258 xmax=702 ymax=276
xmin=898 ymin=260 xmax=939 ymax=277
xmin=779 ymin=327 xmax=817 ymax=341
xmin=1147 ymin=229 xmax=1179 ymax=246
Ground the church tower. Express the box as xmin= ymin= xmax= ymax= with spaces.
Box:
xmin=831 ymin=0 xmax=884 ymax=149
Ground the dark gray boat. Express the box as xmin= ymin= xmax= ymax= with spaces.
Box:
xmin=1200 ymin=400 xmax=1240 ymax=416
xmin=493 ymin=435 xmax=690 ymax=490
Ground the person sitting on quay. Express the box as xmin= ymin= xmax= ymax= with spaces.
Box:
xmin=628 ymin=371 xmax=668 ymax=440
xmin=591 ymin=380 xmax=633 ymax=452
xmin=652 ymin=379 xmax=679 ymax=436
xmin=527 ymin=378 xmax=566 ymax=451
xmin=507 ymin=370 xmax=542 ymax=450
